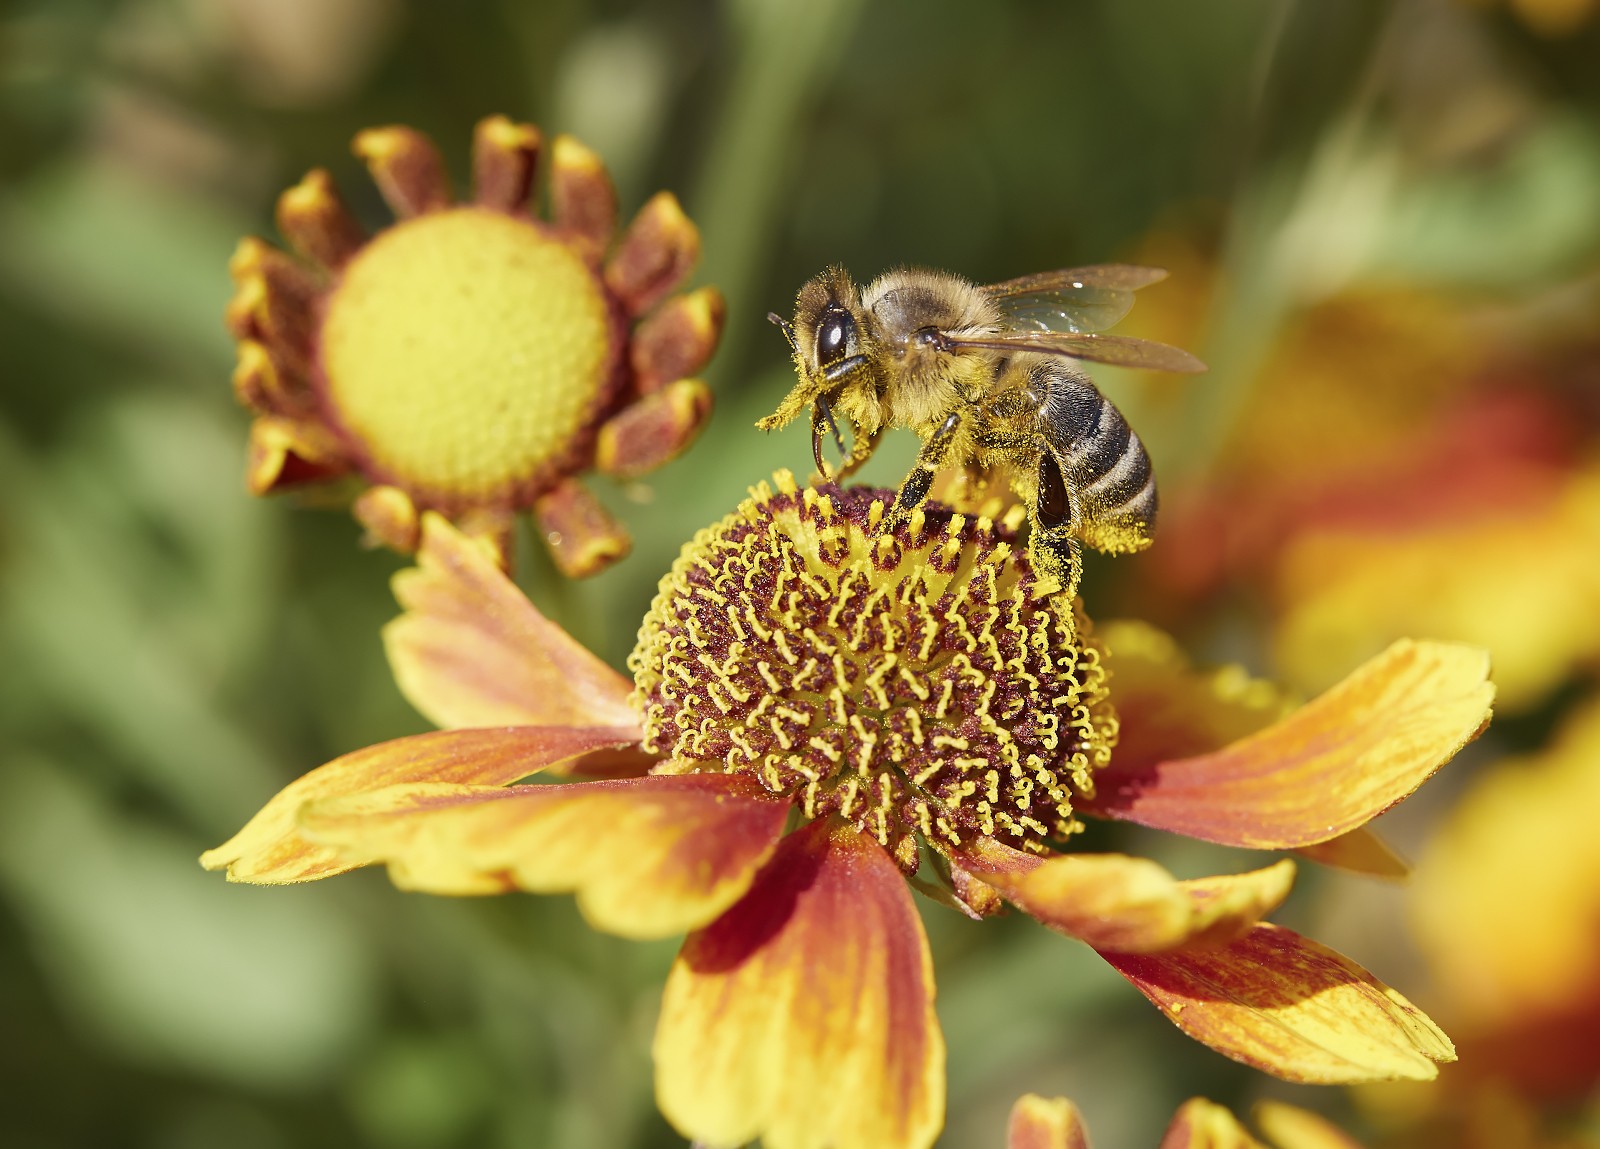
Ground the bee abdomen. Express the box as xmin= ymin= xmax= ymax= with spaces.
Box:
xmin=1057 ymin=394 xmax=1156 ymax=554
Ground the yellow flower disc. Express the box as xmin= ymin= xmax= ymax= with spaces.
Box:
xmin=320 ymin=207 xmax=614 ymax=503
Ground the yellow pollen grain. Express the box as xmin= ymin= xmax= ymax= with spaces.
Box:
xmin=320 ymin=207 xmax=612 ymax=501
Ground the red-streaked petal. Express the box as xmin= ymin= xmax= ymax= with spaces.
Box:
xmin=604 ymin=191 xmax=700 ymax=316
xmin=199 ymin=726 xmax=635 ymax=884
xmin=549 ymin=134 xmax=617 ymax=257
xmin=655 ymin=820 xmax=944 ymax=1149
xmin=276 ymin=167 xmax=365 ymax=272
xmin=1157 ymin=1099 xmax=1269 ymax=1149
xmin=1251 ymin=1101 xmax=1364 ymax=1149
xmin=1103 ymin=923 xmax=1455 ymax=1083
xmin=958 ymin=839 xmax=1295 ymax=953
xmin=631 ymin=285 xmax=726 ymax=393
xmin=1085 ymin=640 xmax=1493 ymax=848
xmin=1007 ymin=1094 xmax=1091 ymax=1149
xmin=383 ymin=513 xmax=638 ymax=731
xmin=299 ymin=772 xmax=789 ymax=937
xmin=531 ymin=477 xmax=632 ymax=578
xmin=471 ymin=115 xmax=541 ymax=213
xmin=594 ymin=378 xmax=713 ymax=478
xmin=352 ymin=125 xmax=451 ymax=217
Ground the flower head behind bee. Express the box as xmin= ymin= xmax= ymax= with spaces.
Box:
xmin=226 ymin=114 xmax=722 ymax=575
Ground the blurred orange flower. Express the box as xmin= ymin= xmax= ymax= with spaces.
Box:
xmin=1410 ymin=692 xmax=1600 ymax=1102
xmin=203 ymin=475 xmax=1493 ymax=1149
xmin=226 ymin=115 xmax=722 ymax=575
xmin=1129 ymin=250 xmax=1600 ymax=714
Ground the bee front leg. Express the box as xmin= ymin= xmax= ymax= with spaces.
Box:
xmin=834 ymin=425 xmax=882 ymax=481
xmin=883 ymin=411 xmax=961 ymax=531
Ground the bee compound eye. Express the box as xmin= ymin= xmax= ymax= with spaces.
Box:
xmin=816 ymin=307 xmax=854 ymax=365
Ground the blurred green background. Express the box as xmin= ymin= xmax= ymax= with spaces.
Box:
xmin=4 ymin=1 xmax=1600 ymax=1146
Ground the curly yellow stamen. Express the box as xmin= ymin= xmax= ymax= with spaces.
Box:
xmin=630 ymin=472 xmax=1117 ymax=869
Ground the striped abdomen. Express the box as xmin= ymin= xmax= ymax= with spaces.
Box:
xmin=1034 ymin=364 xmax=1156 ymax=555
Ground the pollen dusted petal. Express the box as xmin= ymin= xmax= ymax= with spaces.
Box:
xmin=1102 ymin=923 xmax=1455 ymax=1083
xmin=276 ymin=167 xmax=365 ymax=272
xmin=299 ymin=773 xmax=789 ymax=936
xmin=631 ymin=285 xmax=726 ymax=393
xmin=1251 ymin=1101 xmax=1365 ymax=1149
xmin=533 ymin=478 xmax=632 ymax=578
xmin=471 ymin=115 xmax=541 ymax=214
xmin=384 ymin=513 xmax=638 ymax=730
xmin=353 ymin=125 xmax=452 ymax=217
xmin=604 ymin=191 xmax=701 ymax=316
xmin=655 ymin=820 xmax=944 ymax=1149
xmin=1006 ymin=1094 xmax=1091 ymax=1149
xmin=594 ymin=379 xmax=713 ymax=478
xmin=1084 ymin=639 xmax=1493 ymax=849
xmin=1156 ymin=1099 xmax=1269 ymax=1149
xmin=199 ymin=726 xmax=637 ymax=884
xmin=958 ymin=839 xmax=1295 ymax=953
xmin=549 ymin=134 xmax=617 ymax=257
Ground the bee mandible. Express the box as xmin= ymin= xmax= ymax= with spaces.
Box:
xmin=758 ymin=263 xmax=1206 ymax=597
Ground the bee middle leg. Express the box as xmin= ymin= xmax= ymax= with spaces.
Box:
xmin=883 ymin=411 xmax=961 ymax=531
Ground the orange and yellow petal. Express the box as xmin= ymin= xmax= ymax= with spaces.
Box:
xmin=604 ymin=191 xmax=701 ymax=316
xmin=383 ymin=513 xmax=637 ymax=730
xmin=275 ymin=167 xmax=365 ymax=273
xmin=594 ymin=378 xmax=714 ymax=478
xmin=533 ymin=478 xmax=633 ymax=578
xmin=631 ymin=285 xmax=726 ymax=393
xmin=1158 ymin=1099 xmax=1270 ymax=1149
xmin=957 ymin=839 xmax=1296 ymax=954
xmin=199 ymin=725 xmax=635 ymax=884
xmin=1252 ymin=1101 xmax=1365 ymax=1149
xmin=1007 ymin=1094 xmax=1091 ymax=1149
xmin=353 ymin=125 xmax=452 ymax=217
xmin=298 ymin=772 xmax=789 ymax=938
xmin=1086 ymin=639 xmax=1493 ymax=849
xmin=1104 ymin=923 xmax=1454 ymax=1084
xmin=549 ymin=134 xmax=617 ymax=256
xmin=654 ymin=819 xmax=944 ymax=1149
xmin=470 ymin=114 xmax=541 ymax=214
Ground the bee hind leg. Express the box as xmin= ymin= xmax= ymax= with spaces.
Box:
xmin=1027 ymin=525 xmax=1083 ymax=599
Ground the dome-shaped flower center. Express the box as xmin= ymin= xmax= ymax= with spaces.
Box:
xmin=319 ymin=206 xmax=621 ymax=506
xmin=629 ymin=473 xmax=1118 ymax=869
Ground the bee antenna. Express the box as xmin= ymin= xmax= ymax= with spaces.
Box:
xmin=768 ymin=312 xmax=797 ymax=351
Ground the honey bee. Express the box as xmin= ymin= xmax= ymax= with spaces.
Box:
xmin=758 ymin=264 xmax=1206 ymax=596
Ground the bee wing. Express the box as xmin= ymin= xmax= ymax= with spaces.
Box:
xmin=983 ymin=264 xmax=1169 ymax=334
xmin=942 ymin=330 xmax=1207 ymax=374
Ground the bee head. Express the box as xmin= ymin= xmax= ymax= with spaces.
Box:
xmin=758 ymin=266 xmax=870 ymax=432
